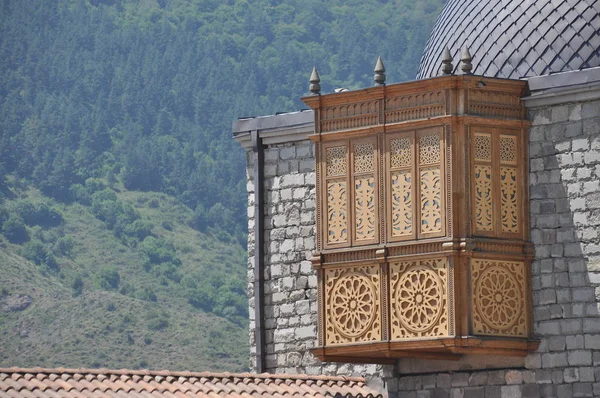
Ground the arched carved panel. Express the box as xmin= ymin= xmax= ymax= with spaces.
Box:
xmin=500 ymin=167 xmax=519 ymax=233
xmin=327 ymin=179 xmax=348 ymax=244
xmin=354 ymin=176 xmax=376 ymax=241
xmin=325 ymin=265 xmax=381 ymax=345
xmin=471 ymin=259 xmax=527 ymax=337
xmin=474 ymin=165 xmax=493 ymax=232
xmin=391 ymin=170 xmax=413 ymax=237
xmin=420 ymin=168 xmax=442 ymax=234
xmin=390 ymin=257 xmax=450 ymax=339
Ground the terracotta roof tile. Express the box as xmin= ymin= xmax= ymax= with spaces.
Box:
xmin=0 ymin=368 xmax=383 ymax=397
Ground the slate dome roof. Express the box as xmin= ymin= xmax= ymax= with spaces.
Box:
xmin=417 ymin=0 xmax=600 ymax=80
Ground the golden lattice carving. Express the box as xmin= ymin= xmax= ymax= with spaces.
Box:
xmin=419 ymin=134 xmax=440 ymax=165
xmin=326 ymin=146 xmax=347 ymax=177
xmin=354 ymin=143 xmax=375 ymax=173
xmin=354 ymin=176 xmax=376 ymax=241
xmin=474 ymin=133 xmax=492 ymax=162
xmin=471 ymin=259 xmax=527 ymax=337
xmin=500 ymin=135 xmax=517 ymax=164
xmin=501 ymin=167 xmax=518 ymax=233
xmin=390 ymin=138 xmax=412 ymax=168
xmin=390 ymin=258 xmax=449 ymax=339
xmin=325 ymin=265 xmax=381 ymax=345
xmin=327 ymin=179 xmax=347 ymax=244
xmin=420 ymin=168 xmax=442 ymax=234
xmin=391 ymin=170 xmax=412 ymax=237
xmin=474 ymin=165 xmax=493 ymax=232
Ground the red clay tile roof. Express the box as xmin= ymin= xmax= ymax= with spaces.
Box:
xmin=0 ymin=367 xmax=383 ymax=397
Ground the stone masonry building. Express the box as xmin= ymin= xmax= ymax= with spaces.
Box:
xmin=234 ymin=1 xmax=600 ymax=397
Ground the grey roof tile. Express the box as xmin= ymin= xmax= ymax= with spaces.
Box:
xmin=417 ymin=0 xmax=600 ymax=79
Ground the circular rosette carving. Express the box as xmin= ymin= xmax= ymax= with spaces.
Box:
xmin=329 ymin=271 xmax=377 ymax=338
xmin=394 ymin=266 xmax=444 ymax=333
xmin=474 ymin=266 xmax=522 ymax=330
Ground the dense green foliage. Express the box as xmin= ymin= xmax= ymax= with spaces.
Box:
xmin=0 ymin=0 xmax=443 ymax=370
xmin=0 ymin=0 xmax=443 ymax=239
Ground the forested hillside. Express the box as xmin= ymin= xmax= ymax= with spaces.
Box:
xmin=0 ymin=0 xmax=443 ymax=370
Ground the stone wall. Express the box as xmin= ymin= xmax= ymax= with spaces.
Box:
xmin=385 ymin=99 xmax=600 ymax=398
xmin=244 ymin=99 xmax=600 ymax=398
xmin=245 ymin=139 xmax=389 ymax=389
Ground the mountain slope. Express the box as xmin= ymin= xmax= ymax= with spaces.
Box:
xmin=0 ymin=186 xmax=248 ymax=371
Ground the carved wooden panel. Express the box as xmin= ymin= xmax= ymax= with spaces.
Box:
xmin=474 ymin=165 xmax=493 ymax=232
xmin=386 ymin=130 xmax=445 ymax=241
xmin=353 ymin=141 xmax=377 ymax=243
xmin=326 ymin=179 xmax=348 ymax=244
xmin=500 ymin=134 xmax=519 ymax=234
xmin=388 ymin=134 xmax=414 ymax=240
xmin=470 ymin=129 xmax=522 ymax=238
xmin=324 ymin=144 xmax=349 ymax=247
xmin=473 ymin=133 xmax=492 ymax=162
xmin=391 ymin=170 xmax=413 ymax=237
xmin=500 ymin=167 xmax=519 ymax=233
xmin=418 ymin=132 xmax=444 ymax=236
xmin=324 ymin=264 xmax=381 ymax=345
xmin=471 ymin=259 xmax=527 ymax=337
xmin=326 ymin=146 xmax=348 ymax=177
xmin=390 ymin=257 xmax=451 ymax=339
xmin=321 ymin=100 xmax=380 ymax=132
xmin=385 ymin=90 xmax=446 ymax=124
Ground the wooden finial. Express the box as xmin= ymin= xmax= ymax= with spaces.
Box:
xmin=441 ymin=47 xmax=453 ymax=75
xmin=309 ymin=67 xmax=321 ymax=95
xmin=461 ymin=45 xmax=472 ymax=74
xmin=374 ymin=56 xmax=386 ymax=86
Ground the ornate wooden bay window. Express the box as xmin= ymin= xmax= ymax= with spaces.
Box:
xmin=302 ymin=75 xmax=539 ymax=363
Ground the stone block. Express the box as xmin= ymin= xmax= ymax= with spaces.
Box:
xmin=573 ymin=288 xmax=595 ymax=302
xmin=572 ymin=382 xmax=593 ymax=397
xmin=521 ymin=384 xmax=540 ymax=398
xmin=449 ymin=373 xmax=469 ymax=387
xmin=437 ymin=374 xmax=451 ymax=388
xmin=548 ymin=336 xmax=566 ymax=351
xmin=500 ymin=385 xmax=521 ymax=398
xmin=505 ymin=371 xmax=523 ymax=385
xmin=556 ymin=384 xmax=573 ymax=398
xmin=468 ymin=372 xmax=488 ymax=386
xmin=463 ymin=387 xmax=485 ymax=398
xmin=484 ymin=386 xmax=502 ymax=398
xmin=294 ymin=325 xmax=315 ymax=340
xmin=279 ymin=146 xmax=295 ymax=160
xmin=542 ymin=352 xmax=568 ymax=368
xmin=538 ymin=320 xmax=561 ymax=336
xmin=579 ymin=367 xmax=595 ymax=383
xmin=564 ymin=368 xmax=580 ymax=383
xmin=553 ymin=369 xmax=565 ymax=384
xmin=561 ymin=319 xmax=582 ymax=334
xmin=488 ymin=371 xmax=506 ymax=385
xmin=568 ymin=350 xmax=592 ymax=366
xmin=567 ymin=335 xmax=585 ymax=350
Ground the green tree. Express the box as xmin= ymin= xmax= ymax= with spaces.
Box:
xmin=2 ymin=215 xmax=29 ymax=244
